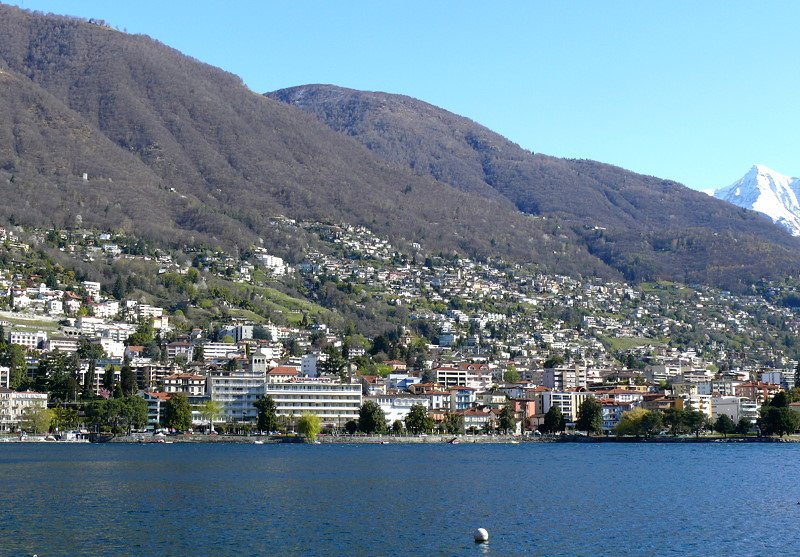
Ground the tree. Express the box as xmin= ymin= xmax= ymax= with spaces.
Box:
xmin=662 ymin=407 xmax=686 ymax=436
xmin=543 ymin=356 xmax=564 ymax=369
xmin=498 ymin=405 xmax=517 ymax=433
xmin=20 ymin=406 xmax=54 ymax=434
xmin=760 ymin=406 xmax=800 ymax=437
xmin=1 ymin=343 xmax=28 ymax=390
xmin=443 ymin=412 xmax=465 ymax=434
xmin=541 ymin=405 xmax=565 ymax=434
xmin=575 ymin=398 xmax=603 ymax=435
xmin=615 ymin=407 xmax=661 ymax=438
xmin=714 ymin=414 xmax=735 ymax=438
xmin=320 ymin=346 xmax=347 ymax=379
xmin=503 ymin=365 xmax=520 ymax=384
xmin=112 ymin=275 xmax=126 ymax=300
xmin=120 ymin=396 xmax=148 ymax=433
xmin=254 ymin=395 xmax=278 ymax=433
xmin=128 ymin=319 xmax=155 ymax=346
xmin=404 ymin=403 xmax=433 ymax=434
xmin=684 ymin=409 xmax=707 ymax=438
xmin=297 ymin=412 xmax=321 ymax=442
xmin=253 ymin=325 xmax=272 ymax=341
xmin=103 ymin=364 xmax=117 ymax=393
xmin=392 ymin=420 xmax=404 ymax=434
xmin=770 ymin=391 xmax=789 ymax=408
xmin=640 ymin=410 xmax=663 ymax=438
xmin=420 ymin=368 xmax=436 ymax=384
xmin=120 ymin=360 xmax=137 ymax=397
xmin=82 ymin=359 xmax=97 ymax=398
xmin=78 ymin=338 xmax=105 ymax=362
xmin=51 ymin=406 xmax=80 ymax=432
xmin=163 ymin=393 xmax=193 ymax=431
xmin=200 ymin=399 xmax=223 ymax=431
xmin=735 ymin=417 xmax=752 ymax=435
xmin=87 ymin=397 xmax=147 ymax=434
xmin=359 ymin=400 xmax=387 ymax=433
xmin=344 ymin=419 xmax=358 ymax=434
xmin=36 ymin=351 xmax=79 ymax=403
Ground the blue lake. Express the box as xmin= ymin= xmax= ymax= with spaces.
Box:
xmin=0 ymin=442 xmax=797 ymax=556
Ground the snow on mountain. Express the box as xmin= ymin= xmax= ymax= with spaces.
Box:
xmin=714 ymin=164 xmax=800 ymax=236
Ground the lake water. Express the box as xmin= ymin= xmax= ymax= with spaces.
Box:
xmin=1 ymin=442 xmax=797 ymax=556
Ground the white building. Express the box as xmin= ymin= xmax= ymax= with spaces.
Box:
xmin=680 ymin=393 xmax=713 ymax=418
xmin=207 ymin=352 xmax=268 ymax=422
xmin=8 ymin=330 xmax=47 ymax=350
xmin=44 ymin=337 xmax=80 ymax=353
xmin=76 ymin=317 xmax=106 ymax=335
xmin=265 ymin=381 xmax=362 ymax=429
xmin=219 ymin=324 xmax=254 ymax=342
xmin=83 ymin=281 xmax=102 ymax=300
xmin=435 ymin=364 xmax=492 ymax=390
xmin=711 ymin=396 xmax=758 ymax=424
xmin=368 ymin=394 xmax=429 ymax=425
xmin=163 ymin=373 xmax=207 ymax=397
xmin=201 ymin=342 xmax=239 ymax=361
xmin=65 ymin=298 xmax=82 ymax=314
xmin=137 ymin=305 xmax=163 ymax=319
xmin=541 ymin=390 xmax=596 ymax=423
xmin=301 ymin=353 xmax=319 ymax=377
xmin=93 ymin=301 xmax=119 ymax=319
xmin=98 ymin=338 xmax=125 ymax=359
xmin=255 ymin=253 xmax=287 ymax=275
xmin=543 ymin=366 xmax=588 ymax=390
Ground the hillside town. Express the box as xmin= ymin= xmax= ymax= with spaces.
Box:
xmin=2 ymin=221 xmax=800 ymax=438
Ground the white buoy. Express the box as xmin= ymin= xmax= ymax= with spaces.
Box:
xmin=474 ymin=528 xmax=489 ymax=543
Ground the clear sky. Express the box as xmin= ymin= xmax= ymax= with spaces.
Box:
xmin=6 ymin=0 xmax=800 ymax=190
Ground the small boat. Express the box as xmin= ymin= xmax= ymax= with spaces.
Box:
xmin=448 ymin=438 xmax=460 ymax=444
xmin=381 ymin=441 xmax=390 ymax=444
xmin=254 ymin=440 xmax=264 ymax=445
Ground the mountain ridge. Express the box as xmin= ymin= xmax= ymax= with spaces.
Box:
xmin=268 ymin=84 xmax=800 ymax=289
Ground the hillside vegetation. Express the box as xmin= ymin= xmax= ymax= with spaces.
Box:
xmin=269 ymin=85 xmax=800 ymax=290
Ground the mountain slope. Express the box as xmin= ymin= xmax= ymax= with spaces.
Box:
xmin=1 ymin=5 xmax=798 ymax=291
xmin=268 ymin=84 xmax=800 ymax=289
xmin=714 ymin=165 xmax=800 ymax=236
xmin=0 ymin=4 xmax=616 ymax=276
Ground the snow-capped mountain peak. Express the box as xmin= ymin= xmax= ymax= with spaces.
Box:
xmin=714 ymin=164 xmax=800 ymax=236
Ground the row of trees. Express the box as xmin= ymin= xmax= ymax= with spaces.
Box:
xmin=541 ymin=394 xmax=800 ymax=439
xmin=17 ymin=392 xmax=195 ymax=435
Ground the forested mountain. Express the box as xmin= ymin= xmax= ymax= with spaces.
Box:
xmin=0 ymin=4 xmax=798 ymax=291
xmin=269 ymin=85 xmax=800 ymax=290
xmin=0 ymin=4 xmax=612 ymax=275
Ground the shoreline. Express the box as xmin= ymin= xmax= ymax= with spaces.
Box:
xmin=4 ymin=433 xmax=799 ymax=444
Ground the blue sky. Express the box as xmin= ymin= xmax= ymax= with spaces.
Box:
xmin=7 ymin=1 xmax=799 ymax=190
